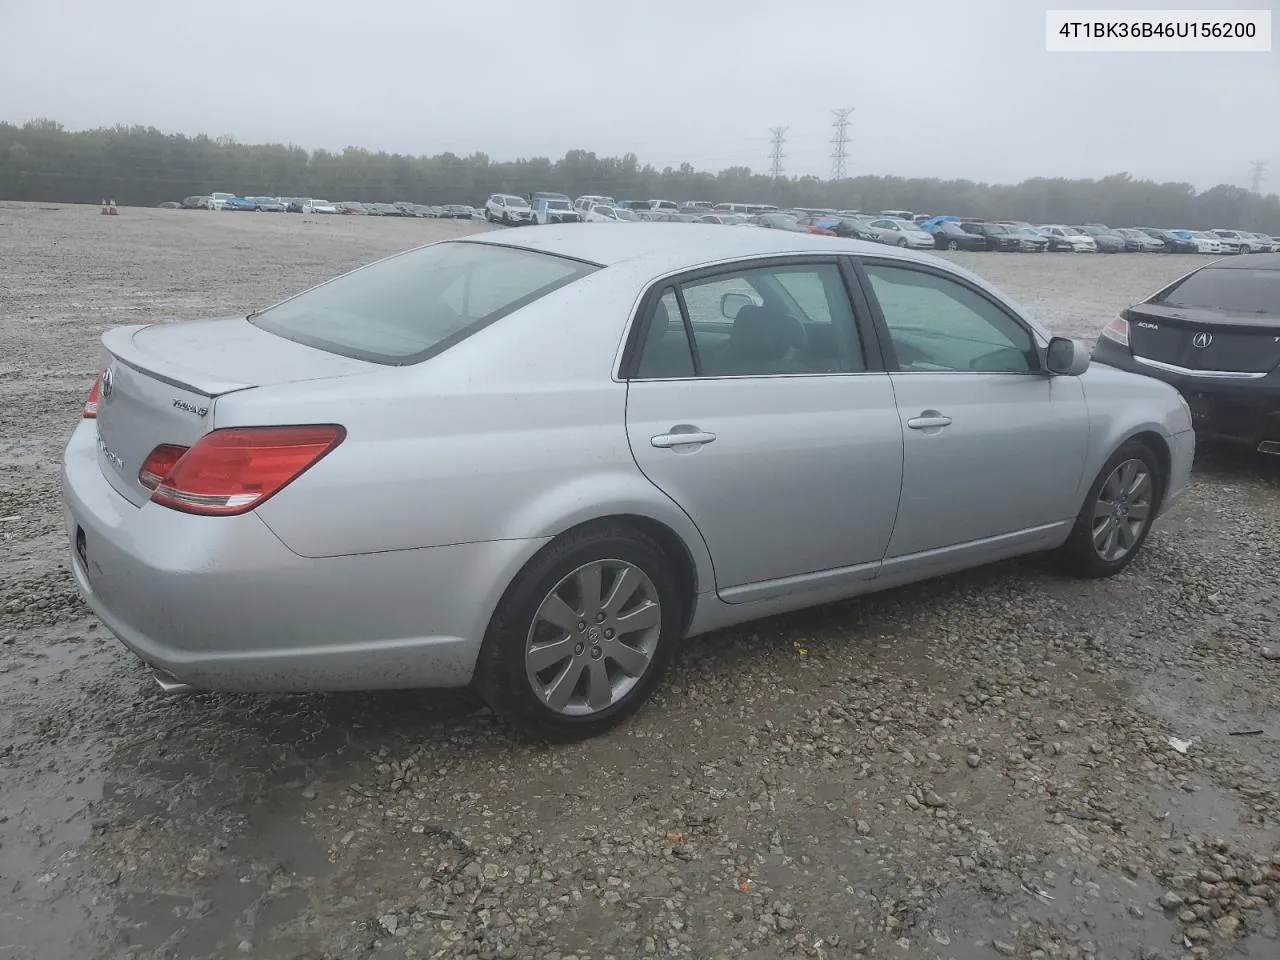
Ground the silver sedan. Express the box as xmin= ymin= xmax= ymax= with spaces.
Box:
xmin=62 ymin=225 xmax=1195 ymax=740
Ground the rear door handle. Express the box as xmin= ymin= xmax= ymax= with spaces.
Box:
xmin=906 ymin=413 xmax=952 ymax=430
xmin=651 ymin=430 xmax=717 ymax=449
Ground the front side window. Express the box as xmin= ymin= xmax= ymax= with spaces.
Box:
xmin=862 ymin=263 xmax=1038 ymax=374
xmin=631 ymin=262 xmax=865 ymax=378
xmin=251 ymin=242 xmax=598 ymax=365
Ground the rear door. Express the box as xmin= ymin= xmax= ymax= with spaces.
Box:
xmin=853 ymin=257 xmax=1091 ymax=563
xmin=623 ymin=258 xmax=904 ymax=601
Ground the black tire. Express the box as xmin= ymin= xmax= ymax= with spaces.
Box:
xmin=897 ymin=238 xmax=908 ymax=247
xmin=473 ymin=520 xmax=685 ymax=742
xmin=947 ymin=240 xmax=959 ymax=251
xmin=502 ymin=212 xmax=511 ymax=225
xmin=1057 ymin=439 xmax=1163 ymax=579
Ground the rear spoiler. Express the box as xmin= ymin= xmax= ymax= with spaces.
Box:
xmin=102 ymin=324 xmax=255 ymax=397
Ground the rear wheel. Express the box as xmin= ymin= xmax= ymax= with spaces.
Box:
xmin=897 ymin=238 xmax=908 ymax=247
xmin=1057 ymin=440 xmax=1162 ymax=578
xmin=946 ymin=240 xmax=959 ymax=251
xmin=473 ymin=521 xmax=685 ymax=742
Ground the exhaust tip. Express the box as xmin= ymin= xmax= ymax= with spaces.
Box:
xmin=151 ymin=667 xmax=195 ymax=695
xmin=1258 ymin=440 xmax=1280 ymax=456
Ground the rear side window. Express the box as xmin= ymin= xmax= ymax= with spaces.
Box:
xmin=250 ymin=242 xmax=598 ymax=364
xmin=1152 ymin=267 xmax=1280 ymax=316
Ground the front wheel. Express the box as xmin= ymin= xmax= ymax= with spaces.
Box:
xmin=897 ymin=238 xmax=908 ymax=247
xmin=473 ymin=521 xmax=685 ymax=741
xmin=1056 ymin=440 xmax=1162 ymax=578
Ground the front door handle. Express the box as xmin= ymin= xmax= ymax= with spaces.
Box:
xmin=906 ymin=412 xmax=953 ymax=430
xmin=651 ymin=429 xmax=717 ymax=449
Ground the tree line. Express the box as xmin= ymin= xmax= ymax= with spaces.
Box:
xmin=2 ymin=118 xmax=1277 ymax=233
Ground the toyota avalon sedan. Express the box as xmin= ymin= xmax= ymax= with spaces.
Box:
xmin=64 ymin=225 xmax=1194 ymax=740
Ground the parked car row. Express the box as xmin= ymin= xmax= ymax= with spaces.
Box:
xmin=176 ymin=195 xmax=479 ymax=218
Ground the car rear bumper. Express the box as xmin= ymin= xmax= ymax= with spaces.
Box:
xmin=1092 ymin=340 xmax=1280 ymax=447
xmin=60 ymin=420 xmax=545 ymax=693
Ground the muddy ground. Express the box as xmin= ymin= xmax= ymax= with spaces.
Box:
xmin=1 ymin=203 xmax=1277 ymax=960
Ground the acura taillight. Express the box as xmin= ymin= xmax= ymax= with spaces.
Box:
xmin=147 ymin=425 xmax=345 ymax=516
xmin=84 ymin=376 xmax=101 ymax=418
xmin=1100 ymin=314 xmax=1130 ymax=348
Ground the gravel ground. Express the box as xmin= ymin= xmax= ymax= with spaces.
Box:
xmin=1 ymin=203 xmax=1278 ymax=960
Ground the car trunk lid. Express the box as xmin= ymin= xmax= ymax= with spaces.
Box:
xmin=94 ymin=317 xmax=377 ymax=506
xmin=1124 ymin=303 xmax=1280 ymax=374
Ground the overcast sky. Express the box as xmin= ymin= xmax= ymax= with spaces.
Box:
xmin=1 ymin=0 xmax=1276 ymax=190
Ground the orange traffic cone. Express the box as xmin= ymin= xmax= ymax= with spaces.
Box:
xmin=108 ymin=199 xmax=119 ymax=216
xmin=100 ymin=199 xmax=108 ymax=215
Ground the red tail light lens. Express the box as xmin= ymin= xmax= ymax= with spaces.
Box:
xmin=84 ymin=376 xmax=101 ymax=418
xmin=149 ymin=425 xmax=345 ymax=516
xmin=1100 ymin=314 xmax=1130 ymax=348
xmin=138 ymin=444 xmax=190 ymax=490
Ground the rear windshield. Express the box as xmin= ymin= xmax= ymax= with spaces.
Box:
xmin=250 ymin=241 xmax=599 ymax=364
xmin=1152 ymin=267 xmax=1280 ymax=316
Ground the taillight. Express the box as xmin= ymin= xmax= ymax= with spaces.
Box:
xmin=84 ymin=376 xmax=101 ymax=418
xmin=1100 ymin=314 xmax=1130 ymax=348
xmin=149 ymin=425 xmax=345 ymax=516
xmin=138 ymin=444 xmax=190 ymax=490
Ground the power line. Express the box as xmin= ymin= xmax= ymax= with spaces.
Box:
xmin=830 ymin=108 xmax=854 ymax=181
xmin=1248 ymin=159 xmax=1267 ymax=194
xmin=768 ymin=126 xmax=788 ymax=180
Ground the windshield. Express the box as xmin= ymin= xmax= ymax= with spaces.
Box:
xmin=250 ymin=242 xmax=599 ymax=364
xmin=593 ymin=206 xmax=617 ymax=218
xmin=505 ymin=196 xmax=529 ymax=207
xmin=545 ymin=200 xmax=570 ymax=210
xmin=616 ymin=209 xmax=639 ymax=221
xmin=985 ymin=224 xmax=1009 ymax=234
xmin=1153 ymin=267 xmax=1280 ymax=315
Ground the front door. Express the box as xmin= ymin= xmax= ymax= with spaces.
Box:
xmin=856 ymin=259 xmax=1091 ymax=561
xmin=623 ymin=259 xmax=904 ymax=600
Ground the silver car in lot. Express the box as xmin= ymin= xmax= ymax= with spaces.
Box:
xmin=63 ymin=225 xmax=1194 ymax=740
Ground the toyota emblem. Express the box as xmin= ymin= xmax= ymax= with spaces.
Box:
xmin=1191 ymin=332 xmax=1213 ymax=349
xmin=100 ymin=368 xmax=114 ymax=399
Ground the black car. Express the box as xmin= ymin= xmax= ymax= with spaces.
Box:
xmin=749 ymin=213 xmax=807 ymax=232
xmin=960 ymin=221 xmax=1021 ymax=251
xmin=1091 ymin=254 xmax=1280 ymax=453
xmin=795 ymin=215 xmax=878 ymax=241
xmin=930 ymin=221 xmax=987 ymax=251
xmin=1138 ymin=227 xmax=1199 ymax=253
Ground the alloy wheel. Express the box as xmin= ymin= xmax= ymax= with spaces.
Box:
xmin=1091 ymin=458 xmax=1153 ymax=562
xmin=525 ymin=560 xmax=662 ymax=716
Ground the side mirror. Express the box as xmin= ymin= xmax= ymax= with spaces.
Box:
xmin=720 ymin=292 xmax=755 ymax=320
xmin=1045 ymin=336 xmax=1091 ymax=376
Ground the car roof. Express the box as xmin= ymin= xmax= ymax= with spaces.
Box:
xmin=1201 ymin=252 xmax=1280 ymax=270
xmin=457 ymin=222 xmax=939 ymax=269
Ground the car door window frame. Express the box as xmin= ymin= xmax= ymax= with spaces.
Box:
xmin=618 ymin=255 xmax=889 ymax=381
xmin=846 ymin=255 xmax=1046 ymax=375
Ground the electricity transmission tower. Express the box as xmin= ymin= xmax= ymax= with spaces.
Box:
xmin=830 ymin=108 xmax=854 ymax=180
xmin=768 ymin=127 xmax=788 ymax=180
xmin=1248 ymin=159 xmax=1267 ymax=194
